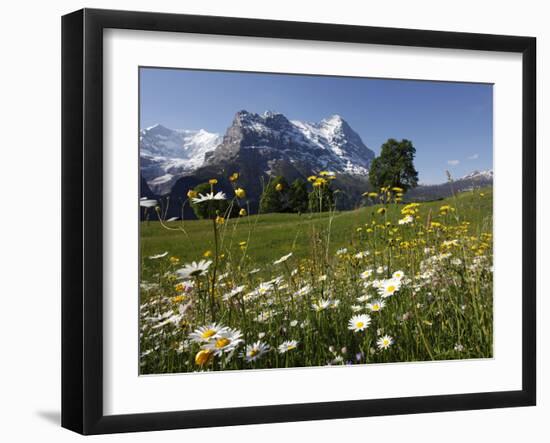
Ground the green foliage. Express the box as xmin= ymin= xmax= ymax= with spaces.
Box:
xmin=288 ymin=179 xmax=309 ymax=213
xmin=190 ymin=182 xmax=229 ymax=219
xmin=308 ymin=183 xmax=335 ymax=212
xmin=369 ymin=138 xmax=419 ymax=191
xmin=259 ymin=176 xmax=289 ymax=213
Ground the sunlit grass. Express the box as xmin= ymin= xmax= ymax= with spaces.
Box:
xmin=139 ymin=186 xmax=493 ymax=374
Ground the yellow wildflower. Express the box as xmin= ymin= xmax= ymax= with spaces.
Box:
xmin=275 ymin=183 xmax=284 ymax=192
xmin=195 ymin=349 xmax=214 ymax=366
xmin=239 ymin=208 xmax=247 ymax=216
xmin=187 ymin=189 xmax=198 ymax=199
xmin=235 ymin=188 xmax=246 ymax=199
xmin=203 ymin=250 xmax=213 ymax=258
xmin=215 ymin=216 xmax=225 ymax=225
xmin=209 ymin=178 xmax=218 ymax=185
xmin=229 ymin=172 xmax=239 ymax=182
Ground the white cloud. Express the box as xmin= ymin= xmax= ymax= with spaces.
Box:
xmin=467 ymin=153 xmax=479 ymax=160
xmin=447 ymin=159 xmax=460 ymax=166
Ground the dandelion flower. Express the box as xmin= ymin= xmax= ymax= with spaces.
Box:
xmin=215 ymin=215 xmax=225 ymax=225
xmin=239 ymin=208 xmax=247 ymax=216
xmin=348 ymin=314 xmax=371 ymax=332
xmin=243 ymin=341 xmax=270 ymax=362
xmin=377 ymin=334 xmax=394 ymax=350
xmin=273 ymin=252 xmax=293 ymax=265
xmin=235 ymin=188 xmax=246 ymax=199
xmin=278 ymin=340 xmax=299 ymax=354
xmin=192 ymin=191 xmax=226 ymax=204
xmin=176 ymin=260 xmax=212 ymax=279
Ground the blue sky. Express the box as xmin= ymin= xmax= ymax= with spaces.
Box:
xmin=140 ymin=67 xmax=493 ymax=184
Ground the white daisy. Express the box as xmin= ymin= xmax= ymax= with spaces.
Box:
xmin=242 ymin=341 xmax=270 ymax=362
xmin=392 ymin=270 xmax=405 ymax=280
xmin=398 ymin=215 xmax=413 ymax=225
xmin=336 ymin=248 xmax=348 ymax=256
xmin=378 ymin=278 xmax=401 ymax=298
xmin=357 ymin=294 xmax=371 ymax=303
xmin=222 ymin=285 xmax=246 ymax=301
xmin=202 ymin=328 xmax=243 ymax=355
xmin=139 ymin=198 xmax=158 ymax=208
xmin=366 ymin=299 xmax=386 ymax=312
xmin=294 ymin=285 xmax=312 ymax=297
xmin=311 ymin=298 xmax=332 ymax=312
xmin=278 ymin=340 xmax=299 ymax=354
xmin=191 ymin=191 xmax=226 ymax=204
xmin=273 ymin=252 xmax=293 ymax=265
xmin=360 ymin=269 xmax=373 ymax=279
xmin=176 ymin=260 xmax=212 ymax=279
xmin=348 ymin=314 xmax=371 ymax=332
xmin=148 ymin=251 xmax=168 ymax=259
xmin=189 ymin=323 xmax=227 ymax=343
xmin=377 ymin=334 xmax=394 ymax=350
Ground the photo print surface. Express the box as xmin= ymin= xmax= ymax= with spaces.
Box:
xmin=139 ymin=67 xmax=493 ymax=374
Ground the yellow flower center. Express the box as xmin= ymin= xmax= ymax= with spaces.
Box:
xmin=387 ymin=285 xmax=396 ymax=293
xmin=249 ymin=349 xmax=259 ymax=357
xmin=356 ymin=322 xmax=364 ymax=328
xmin=201 ymin=329 xmax=216 ymax=339
xmin=215 ymin=338 xmax=231 ymax=348
xmin=372 ymin=304 xmax=380 ymax=311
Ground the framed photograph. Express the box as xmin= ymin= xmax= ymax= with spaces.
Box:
xmin=62 ymin=8 xmax=536 ymax=435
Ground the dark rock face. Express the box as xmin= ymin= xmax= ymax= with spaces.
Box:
xmin=164 ymin=111 xmax=376 ymax=217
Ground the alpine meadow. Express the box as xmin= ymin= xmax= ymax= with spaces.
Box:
xmin=139 ymin=68 xmax=493 ymax=374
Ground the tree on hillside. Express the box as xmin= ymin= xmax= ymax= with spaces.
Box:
xmin=288 ymin=179 xmax=309 ymax=213
xmin=369 ymin=138 xmax=419 ymax=192
xmin=260 ymin=176 xmax=289 ymax=213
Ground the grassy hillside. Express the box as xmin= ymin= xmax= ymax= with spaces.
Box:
xmin=140 ymin=187 xmax=492 ymax=269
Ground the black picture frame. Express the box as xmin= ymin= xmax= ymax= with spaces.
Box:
xmin=62 ymin=8 xmax=536 ymax=435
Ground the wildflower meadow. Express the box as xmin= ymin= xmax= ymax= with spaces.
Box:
xmin=139 ymin=173 xmax=493 ymax=374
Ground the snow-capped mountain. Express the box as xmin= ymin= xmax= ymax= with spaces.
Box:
xmin=141 ymin=111 xmax=374 ymax=198
xmin=407 ymin=169 xmax=493 ymax=201
xmin=460 ymin=170 xmax=493 ymax=181
xmin=140 ymin=124 xmax=221 ymax=194
xmin=204 ymin=110 xmax=374 ymax=175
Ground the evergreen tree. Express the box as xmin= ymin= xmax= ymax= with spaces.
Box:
xmin=369 ymin=138 xmax=419 ymax=192
xmin=288 ymin=178 xmax=309 ymax=213
xmin=308 ymin=181 xmax=335 ymax=213
xmin=259 ymin=176 xmax=289 ymax=213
